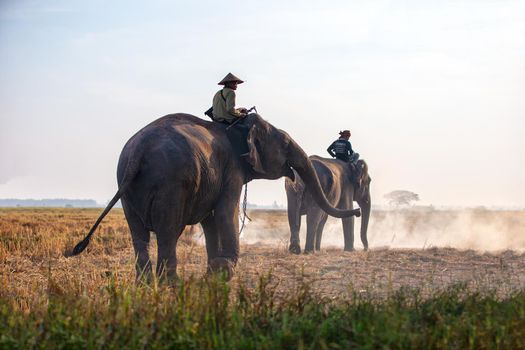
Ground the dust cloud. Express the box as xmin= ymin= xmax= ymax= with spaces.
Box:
xmin=235 ymin=209 xmax=525 ymax=252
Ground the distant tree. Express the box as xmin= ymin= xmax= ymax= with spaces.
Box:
xmin=384 ymin=190 xmax=420 ymax=207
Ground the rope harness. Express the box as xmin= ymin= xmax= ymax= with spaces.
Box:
xmin=239 ymin=180 xmax=252 ymax=235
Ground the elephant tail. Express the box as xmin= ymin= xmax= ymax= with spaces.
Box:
xmin=68 ymin=190 xmax=122 ymax=256
xmin=68 ymin=155 xmax=141 ymax=257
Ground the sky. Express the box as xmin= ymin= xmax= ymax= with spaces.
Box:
xmin=1 ymin=0 xmax=524 ymax=207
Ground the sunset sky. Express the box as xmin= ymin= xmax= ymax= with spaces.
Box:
xmin=1 ymin=0 xmax=524 ymax=207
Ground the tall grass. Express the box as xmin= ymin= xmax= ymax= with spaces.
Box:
xmin=1 ymin=274 xmax=525 ymax=349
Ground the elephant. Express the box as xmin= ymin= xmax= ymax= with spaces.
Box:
xmin=285 ymin=156 xmax=371 ymax=254
xmin=70 ymin=113 xmax=361 ymax=280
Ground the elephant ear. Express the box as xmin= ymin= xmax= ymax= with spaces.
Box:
xmin=355 ymin=160 xmax=370 ymax=186
xmin=348 ymin=159 xmax=364 ymax=187
xmin=243 ymin=124 xmax=265 ymax=174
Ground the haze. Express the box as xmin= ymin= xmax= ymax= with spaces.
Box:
xmin=1 ymin=0 xmax=524 ymax=207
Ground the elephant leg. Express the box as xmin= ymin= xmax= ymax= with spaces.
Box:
xmin=304 ymin=209 xmax=323 ymax=254
xmin=359 ymin=200 xmax=371 ymax=251
xmin=155 ymin=226 xmax=183 ymax=280
xmin=342 ymin=216 xmax=355 ymax=251
xmin=216 ymin=206 xmax=239 ymax=261
xmin=314 ymin=214 xmax=328 ymax=251
xmin=287 ymin=199 xmax=302 ymax=255
xmin=201 ymin=213 xmax=221 ymax=265
xmin=151 ymin=195 xmax=185 ymax=281
xmin=361 ymin=231 xmax=369 ymax=251
xmin=207 ymin=190 xmax=241 ymax=280
xmin=122 ymin=201 xmax=152 ymax=282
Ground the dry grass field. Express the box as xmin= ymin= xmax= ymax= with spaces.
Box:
xmin=2 ymin=207 xmax=525 ymax=348
xmin=2 ymin=207 xmax=524 ymax=305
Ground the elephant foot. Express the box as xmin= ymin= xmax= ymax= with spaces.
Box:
xmin=344 ymin=247 xmax=355 ymax=252
xmin=207 ymin=257 xmax=235 ymax=281
xmin=303 ymin=249 xmax=314 ymax=255
xmin=289 ymin=244 xmax=301 ymax=255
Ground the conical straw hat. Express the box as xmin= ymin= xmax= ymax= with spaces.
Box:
xmin=218 ymin=73 xmax=244 ymax=85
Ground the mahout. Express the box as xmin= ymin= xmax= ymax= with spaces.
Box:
xmin=70 ymin=113 xmax=360 ymax=280
xmin=286 ymin=156 xmax=371 ymax=254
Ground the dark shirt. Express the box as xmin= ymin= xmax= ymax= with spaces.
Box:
xmin=327 ymin=138 xmax=353 ymax=162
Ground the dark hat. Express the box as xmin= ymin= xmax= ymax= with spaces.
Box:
xmin=339 ymin=130 xmax=351 ymax=137
xmin=218 ymin=73 xmax=244 ymax=85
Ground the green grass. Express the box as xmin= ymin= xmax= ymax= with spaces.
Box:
xmin=1 ymin=273 xmax=524 ymax=350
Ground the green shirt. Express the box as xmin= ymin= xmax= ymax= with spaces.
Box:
xmin=212 ymin=88 xmax=244 ymax=122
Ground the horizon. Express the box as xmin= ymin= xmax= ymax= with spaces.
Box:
xmin=1 ymin=197 xmax=523 ymax=211
xmin=1 ymin=1 xmax=524 ymax=207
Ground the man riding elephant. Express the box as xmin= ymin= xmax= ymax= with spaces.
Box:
xmin=327 ymin=130 xmax=359 ymax=163
xmin=327 ymin=130 xmax=360 ymax=186
xmin=211 ymin=73 xmax=248 ymax=124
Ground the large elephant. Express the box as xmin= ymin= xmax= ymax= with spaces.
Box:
xmin=70 ymin=113 xmax=360 ymax=280
xmin=285 ymin=156 xmax=371 ymax=254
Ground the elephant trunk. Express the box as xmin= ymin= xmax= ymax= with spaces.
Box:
xmin=288 ymin=141 xmax=360 ymax=219
xmin=360 ymin=193 xmax=371 ymax=250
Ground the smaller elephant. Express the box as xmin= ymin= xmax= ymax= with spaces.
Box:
xmin=286 ymin=156 xmax=371 ymax=254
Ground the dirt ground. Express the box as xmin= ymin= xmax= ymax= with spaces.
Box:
xmin=1 ymin=208 xmax=525 ymax=301
xmin=211 ymin=209 xmax=525 ymax=297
